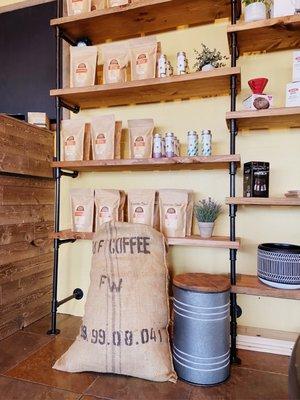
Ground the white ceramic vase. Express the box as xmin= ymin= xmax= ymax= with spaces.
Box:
xmin=244 ymin=2 xmax=267 ymax=22
xmin=201 ymin=64 xmax=215 ymax=72
xmin=198 ymin=222 xmax=214 ymax=239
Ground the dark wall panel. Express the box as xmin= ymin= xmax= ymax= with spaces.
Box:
xmin=0 ymin=2 xmax=56 ymax=119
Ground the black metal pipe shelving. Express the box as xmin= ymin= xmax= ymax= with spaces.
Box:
xmin=48 ymin=0 xmax=242 ymax=362
xmin=47 ymin=0 xmax=83 ymax=336
xmin=229 ymin=0 xmax=241 ymax=364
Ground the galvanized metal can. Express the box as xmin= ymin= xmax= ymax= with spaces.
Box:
xmin=172 ymin=273 xmax=231 ymax=386
xmin=165 ymin=132 xmax=175 ymax=158
xmin=187 ymin=130 xmax=199 ymax=156
xmin=153 ymin=133 xmax=162 ymax=158
xmin=177 ymin=51 xmax=188 ymax=75
xmin=201 ymin=129 xmax=212 ymax=156
xmin=158 ymin=54 xmax=168 ymax=78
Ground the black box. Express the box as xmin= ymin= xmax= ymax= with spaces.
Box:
xmin=243 ymin=162 xmax=270 ymax=198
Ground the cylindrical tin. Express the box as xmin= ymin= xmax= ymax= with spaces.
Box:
xmin=173 ymin=274 xmax=230 ymax=386
xmin=165 ymin=132 xmax=175 ymax=158
xmin=153 ymin=133 xmax=162 ymax=158
xmin=201 ymin=129 xmax=212 ymax=156
xmin=177 ymin=51 xmax=188 ymax=75
xmin=176 ymin=138 xmax=180 ymax=156
xmin=187 ymin=130 xmax=199 ymax=157
xmin=166 ymin=61 xmax=174 ymax=77
xmin=174 ymin=136 xmax=179 ymax=157
xmin=257 ymin=243 xmax=300 ymax=289
xmin=158 ymin=54 xmax=168 ymax=78
xmin=161 ymin=138 xmax=166 ymax=157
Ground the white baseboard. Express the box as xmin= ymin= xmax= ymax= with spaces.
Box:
xmin=237 ymin=334 xmax=295 ymax=356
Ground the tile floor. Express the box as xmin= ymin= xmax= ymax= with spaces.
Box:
xmin=0 ymin=314 xmax=290 ymax=400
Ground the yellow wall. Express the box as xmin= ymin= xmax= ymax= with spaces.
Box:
xmin=1 ymin=0 xmax=299 ymax=333
xmin=59 ymin=22 xmax=300 ymax=333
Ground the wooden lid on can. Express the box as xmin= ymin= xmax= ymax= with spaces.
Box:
xmin=173 ymin=273 xmax=231 ymax=293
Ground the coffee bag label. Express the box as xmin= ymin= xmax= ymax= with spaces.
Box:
xmin=99 ymin=206 xmax=112 ymax=224
xmin=65 ymin=135 xmax=77 ymax=158
xmin=133 ymin=206 xmax=146 ymax=224
xmin=165 ymin=207 xmax=177 ymax=229
xmin=95 ymin=132 xmax=107 ymax=156
xmin=76 ymin=62 xmax=88 ymax=84
xmin=108 ymin=58 xmax=121 ymax=82
xmin=136 ymin=53 xmax=149 ymax=75
xmin=75 ymin=205 xmax=86 ymax=230
xmin=134 ymin=136 xmax=145 ymax=158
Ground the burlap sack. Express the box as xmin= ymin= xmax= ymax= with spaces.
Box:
xmin=53 ymin=222 xmax=177 ymax=383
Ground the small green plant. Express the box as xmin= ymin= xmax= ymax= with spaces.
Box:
xmin=194 ymin=198 xmax=222 ymax=223
xmin=194 ymin=44 xmax=228 ymax=71
xmin=242 ymin=0 xmax=271 ymax=7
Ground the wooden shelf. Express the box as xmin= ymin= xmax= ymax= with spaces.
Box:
xmin=50 ymin=68 xmax=241 ymax=109
xmin=53 ymin=155 xmax=241 ymax=172
xmin=228 ymin=15 xmax=300 ymax=55
xmin=226 ymin=197 xmax=300 ymax=206
xmin=51 ymin=0 xmax=234 ymax=44
xmin=232 ymin=274 xmax=300 ymax=300
xmin=52 ymin=230 xmax=240 ymax=249
xmin=226 ymin=107 xmax=300 ymax=130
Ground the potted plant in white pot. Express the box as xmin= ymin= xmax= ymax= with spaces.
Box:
xmin=243 ymin=0 xmax=270 ymax=22
xmin=194 ymin=197 xmax=222 ymax=239
xmin=194 ymin=44 xmax=228 ymax=72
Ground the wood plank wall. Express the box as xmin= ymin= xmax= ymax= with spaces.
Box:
xmin=0 ymin=115 xmax=54 ymax=339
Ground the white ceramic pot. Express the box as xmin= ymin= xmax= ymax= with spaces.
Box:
xmin=244 ymin=2 xmax=267 ymax=22
xmin=201 ymin=64 xmax=215 ymax=72
xmin=198 ymin=222 xmax=214 ymax=239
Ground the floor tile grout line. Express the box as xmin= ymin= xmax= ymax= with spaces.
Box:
xmin=234 ymin=366 xmax=289 ymax=377
xmin=79 ymin=395 xmax=111 ymax=400
xmin=82 ymin=375 xmax=104 ymax=396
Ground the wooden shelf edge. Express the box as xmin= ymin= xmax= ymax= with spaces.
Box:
xmin=228 ymin=15 xmax=300 ymax=33
xmin=226 ymin=107 xmax=300 ymax=130
xmin=232 ymin=274 xmax=300 ymax=300
xmin=50 ymin=0 xmax=235 ymax=42
xmin=226 ymin=197 xmax=300 ymax=206
xmin=51 ymin=67 xmax=241 ymax=97
xmin=52 ymin=230 xmax=240 ymax=249
xmin=50 ymin=0 xmax=163 ymax=26
xmin=226 ymin=107 xmax=300 ymax=120
xmin=52 ymin=155 xmax=241 ymax=172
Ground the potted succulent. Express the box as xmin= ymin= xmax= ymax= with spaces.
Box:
xmin=194 ymin=44 xmax=228 ymax=72
xmin=194 ymin=197 xmax=222 ymax=239
xmin=242 ymin=0 xmax=270 ymax=22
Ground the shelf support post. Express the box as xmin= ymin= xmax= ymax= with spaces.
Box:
xmin=48 ymin=0 xmax=64 ymax=336
xmin=229 ymin=0 xmax=241 ymax=365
